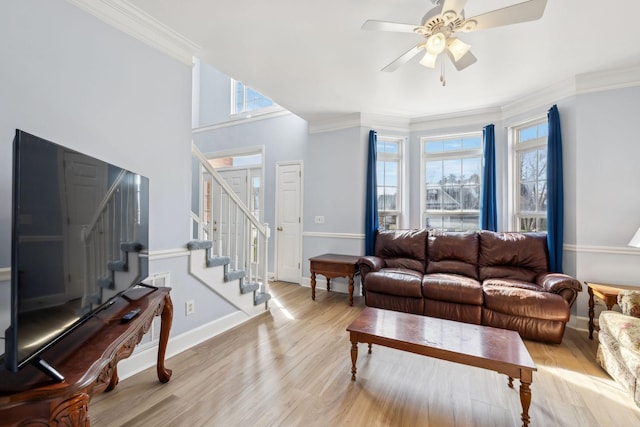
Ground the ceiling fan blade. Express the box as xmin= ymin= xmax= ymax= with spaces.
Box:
xmin=440 ymin=0 xmax=468 ymax=17
xmin=459 ymin=0 xmax=547 ymax=32
xmin=381 ymin=44 xmax=424 ymax=72
xmin=362 ymin=20 xmax=417 ymax=33
xmin=446 ymin=49 xmax=477 ymax=71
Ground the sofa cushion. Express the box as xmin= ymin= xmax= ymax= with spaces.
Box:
xmin=483 ymin=283 xmax=569 ymax=321
xmin=364 ymin=268 xmax=423 ymax=298
xmin=478 ymin=231 xmax=549 ymax=282
xmin=599 ymin=310 xmax=640 ymax=355
xmin=422 ymin=273 xmax=483 ymax=305
xmin=618 ymin=290 xmax=640 ymax=318
xmin=597 ymin=330 xmax=640 ymax=396
xmin=375 ymin=229 xmax=428 ymax=272
xmin=426 ymin=230 xmax=479 ymax=279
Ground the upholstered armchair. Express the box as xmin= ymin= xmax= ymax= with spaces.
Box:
xmin=596 ymin=290 xmax=640 ymax=406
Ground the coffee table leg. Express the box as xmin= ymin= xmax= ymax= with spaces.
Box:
xmin=508 ymin=376 xmax=514 ymax=388
xmin=350 ymin=333 xmax=358 ymax=381
xmin=327 ymin=277 xmax=331 ymax=292
xmin=311 ymin=272 xmax=316 ymax=301
xmin=368 ymin=343 xmax=372 ymax=354
xmin=519 ymin=372 xmax=533 ymax=427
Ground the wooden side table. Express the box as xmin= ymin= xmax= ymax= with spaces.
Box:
xmin=309 ymin=253 xmax=360 ymax=306
xmin=585 ymin=282 xmax=639 ymax=339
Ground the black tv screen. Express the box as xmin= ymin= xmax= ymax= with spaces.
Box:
xmin=3 ymin=130 xmax=149 ymax=378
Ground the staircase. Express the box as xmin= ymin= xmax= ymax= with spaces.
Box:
xmin=187 ymin=240 xmax=270 ymax=316
xmin=188 ymin=144 xmax=271 ymax=315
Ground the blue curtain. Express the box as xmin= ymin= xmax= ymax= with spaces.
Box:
xmin=365 ymin=130 xmax=379 ymax=256
xmin=547 ymin=105 xmax=564 ymax=272
xmin=480 ymin=124 xmax=497 ymax=231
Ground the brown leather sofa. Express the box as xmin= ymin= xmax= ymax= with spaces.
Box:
xmin=358 ymin=229 xmax=583 ymax=344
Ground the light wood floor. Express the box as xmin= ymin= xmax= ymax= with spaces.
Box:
xmin=91 ymin=282 xmax=640 ymax=426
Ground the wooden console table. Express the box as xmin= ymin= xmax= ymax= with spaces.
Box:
xmin=0 ymin=286 xmax=173 ymax=426
xmin=309 ymin=253 xmax=360 ymax=306
xmin=586 ymin=282 xmax=638 ymax=339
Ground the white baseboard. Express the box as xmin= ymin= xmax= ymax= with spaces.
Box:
xmin=117 ymin=309 xmax=265 ymax=380
xmin=567 ymin=315 xmax=590 ymax=334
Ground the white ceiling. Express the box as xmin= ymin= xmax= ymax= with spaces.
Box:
xmin=125 ymin=0 xmax=640 ymax=124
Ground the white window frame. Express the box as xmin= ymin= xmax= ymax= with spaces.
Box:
xmin=510 ymin=117 xmax=548 ymax=232
xmin=230 ymin=79 xmax=279 ymax=116
xmin=420 ymin=132 xmax=483 ymax=231
xmin=377 ymin=136 xmax=404 ymax=230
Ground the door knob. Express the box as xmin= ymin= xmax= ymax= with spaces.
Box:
xmin=277 ymin=226 xmax=283 ymax=231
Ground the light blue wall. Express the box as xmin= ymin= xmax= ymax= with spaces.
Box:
xmin=192 ymin=114 xmax=309 ymax=272
xmin=196 ymin=62 xmax=233 ymax=127
xmin=0 ymin=0 xmax=236 ymax=357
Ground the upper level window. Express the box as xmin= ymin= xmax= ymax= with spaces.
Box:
xmin=231 ymin=80 xmax=274 ymax=115
xmin=513 ymin=119 xmax=548 ymax=232
xmin=421 ymin=133 xmax=482 ymax=231
xmin=377 ymin=137 xmax=403 ymax=230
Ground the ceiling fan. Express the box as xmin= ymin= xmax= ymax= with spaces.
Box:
xmin=363 ymin=0 xmax=548 ymax=73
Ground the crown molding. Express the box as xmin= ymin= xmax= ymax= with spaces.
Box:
xmin=576 ymin=63 xmax=640 ymax=95
xmin=410 ymin=107 xmax=502 ymax=132
xmin=361 ymin=114 xmax=411 ymax=133
xmin=501 ymin=77 xmax=577 ymax=121
xmin=308 ymin=113 xmax=411 ymax=134
xmin=66 ymin=0 xmax=200 ymax=65
xmin=308 ymin=113 xmax=363 ymax=134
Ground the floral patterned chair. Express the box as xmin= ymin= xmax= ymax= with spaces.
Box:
xmin=596 ymin=290 xmax=640 ymax=406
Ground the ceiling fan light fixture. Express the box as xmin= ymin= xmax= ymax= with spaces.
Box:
xmin=419 ymin=51 xmax=438 ymax=68
xmin=425 ymin=32 xmax=446 ymax=55
xmin=447 ymin=38 xmax=471 ymax=62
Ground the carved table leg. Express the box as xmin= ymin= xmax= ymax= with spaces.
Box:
xmin=311 ymin=272 xmax=316 ymax=301
xmin=157 ymin=294 xmax=173 ymax=383
xmin=106 ymin=363 xmax=119 ymax=391
xmin=519 ymin=372 xmax=533 ymax=427
xmin=368 ymin=343 xmax=372 ymax=354
xmin=350 ymin=333 xmax=358 ymax=381
xmin=588 ymin=286 xmax=595 ymax=339
xmin=508 ymin=376 xmax=514 ymax=388
xmin=326 ymin=277 xmax=331 ymax=292
xmin=348 ymin=274 xmax=354 ymax=306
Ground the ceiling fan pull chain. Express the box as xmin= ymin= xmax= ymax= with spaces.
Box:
xmin=440 ymin=60 xmax=446 ymax=86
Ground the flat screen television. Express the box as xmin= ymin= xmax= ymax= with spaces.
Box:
xmin=2 ymin=129 xmax=149 ymax=381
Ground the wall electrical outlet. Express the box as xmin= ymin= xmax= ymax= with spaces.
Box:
xmin=185 ymin=300 xmax=195 ymax=316
xmin=314 ymin=215 xmax=325 ymax=224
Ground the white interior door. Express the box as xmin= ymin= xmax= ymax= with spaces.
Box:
xmin=219 ymin=169 xmax=248 ymax=266
xmin=276 ymin=163 xmax=302 ymax=283
xmin=62 ymin=152 xmax=108 ymax=300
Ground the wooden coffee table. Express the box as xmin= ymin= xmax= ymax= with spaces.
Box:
xmin=347 ymin=307 xmax=537 ymax=427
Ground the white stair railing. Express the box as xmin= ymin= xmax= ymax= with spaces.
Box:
xmin=191 ymin=144 xmax=269 ymax=295
xmin=81 ymin=171 xmax=143 ymax=310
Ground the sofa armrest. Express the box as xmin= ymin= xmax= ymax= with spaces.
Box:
xmin=357 ymin=256 xmax=384 ymax=282
xmin=536 ymin=272 xmax=582 ymax=305
xmin=618 ymin=290 xmax=640 ymax=318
